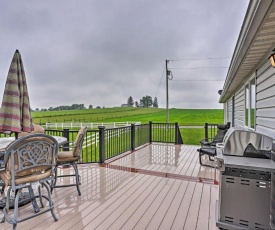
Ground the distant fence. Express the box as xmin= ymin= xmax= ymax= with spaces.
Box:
xmin=45 ymin=121 xmax=141 ymax=129
xmin=45 ymin=121 xmax=183 ymax=164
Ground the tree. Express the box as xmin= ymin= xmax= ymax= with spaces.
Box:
xmin=140 ymin=95 xmax=153 ymax=108
xmin=127 ymin=96 xmax=134 ymax=107
xmin=135 ymin=101 xmax=139 ymax=107
xmin=89 ymin=105 xmax=93 ymax=109
xmin=153 ymin=97 xmax=158 ymax=108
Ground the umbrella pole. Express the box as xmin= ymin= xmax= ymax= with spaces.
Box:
xmin=15 ymin=133 xmax=18 ymax=139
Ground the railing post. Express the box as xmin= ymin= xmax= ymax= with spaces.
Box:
xmin=175 ymin=122 xmax=179 ymax=144
xmin=204 ymin=123 xmax=209 ymax=140
xmin=149 ymin=121 xmax=152 ymax=144
xmin=98 ymin=126 xmax=105 ymax=164
xmin=131 ymin=124 xmax=135 ymax=151
xmin=63 ymin=128 xmax=70 ymax=151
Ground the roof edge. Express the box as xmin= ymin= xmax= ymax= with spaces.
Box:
xmin=219 ymin=0 xmax=273 ymax=103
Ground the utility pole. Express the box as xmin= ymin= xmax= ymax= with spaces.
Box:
xmin=166 ymin=60 xmax=169 ymax=128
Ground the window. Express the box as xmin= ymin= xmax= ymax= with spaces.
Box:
xmin=245 ymin=85 xmax=249 ymax=126
xmin=245 ymin=78 xmax=256 ymax=129
xmin=250 ymin=79 xmax=255 ymax=129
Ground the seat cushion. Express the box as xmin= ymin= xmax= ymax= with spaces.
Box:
xmin=56 ymin=151 xmax=79 ymax=163
xmin=0 ymin=169 xmax=52 ymax=186
xmin=18 ymin=124 xmax=45 ymax=137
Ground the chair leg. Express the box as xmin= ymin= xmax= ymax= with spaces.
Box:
xmin=72 ymin=163 xmax=81 ymax=196
xmin=28 ymin=185 xmax=40 ymax=213
xmin=199 ymin=151 xmax=205 ymax=166
xmin=13 ymin=188 xmax=22 ymax=229
xmin=38 ymin=184 xmax=44 ymax=208
xmin=51 ymin=166 xmax=58 ymax=194
xmin=199 ymin=151 xmax=216 ymax=168
xmin=42 ymin=181 xmax=58 ymax=222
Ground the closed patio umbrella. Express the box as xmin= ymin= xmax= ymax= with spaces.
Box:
xmin=0 ymin=50 xmax=34 ymax=210
xmin=0 ymin=50 xmax=32 ymax=138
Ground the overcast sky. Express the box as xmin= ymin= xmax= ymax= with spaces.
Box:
xmin=0 ymin=0 xmax=249 ymax=110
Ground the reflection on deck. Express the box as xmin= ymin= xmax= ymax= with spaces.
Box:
xmin=107 ymin=143 xmax=218 ymax=182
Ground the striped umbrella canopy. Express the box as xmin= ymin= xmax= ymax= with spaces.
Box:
xmin=0 ymin=50 xmax=32 ymax=136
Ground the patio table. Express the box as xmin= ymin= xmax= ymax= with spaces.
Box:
xmin=0 ymin=135 xmax=67 ymax=209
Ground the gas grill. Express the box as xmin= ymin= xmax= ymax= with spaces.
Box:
xmin=215 ymin=127 xmax=275 ymax=230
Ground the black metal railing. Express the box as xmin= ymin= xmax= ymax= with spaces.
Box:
xmin=151 ymin=122 xmax=183 ymax=144
xmin=45 ymin=121 xmax=183 ymax=164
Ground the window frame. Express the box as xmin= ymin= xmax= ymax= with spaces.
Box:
xmin=244 ymin=76 xmax=256 ymax=130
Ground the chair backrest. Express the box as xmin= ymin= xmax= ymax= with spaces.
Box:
xmin=212 ymin=124 xmax=230 ymax=143
xmin=73 ymin=127 xmax=87 ymax=157
xmin=18 ymin=124 xmax=45 ymax=138
xmin=3 ymin=134 xmax=58 ymax=188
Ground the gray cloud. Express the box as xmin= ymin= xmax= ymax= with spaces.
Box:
xmin=0 ymin=0 xmax=249 ymax=109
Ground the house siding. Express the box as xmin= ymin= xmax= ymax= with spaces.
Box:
xmin=234 ymin=86 xmax=245 ymax=129
xmin=256 ymin=60 xmax=275 ymax=139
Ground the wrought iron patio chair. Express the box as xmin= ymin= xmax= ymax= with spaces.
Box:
xmin=51 ymin=127 xmax=87 ymax=196
xmin=197 ymin=123 xmax=230 ymax=168
xmin=0 ymin=134 xmax=58 ymax=230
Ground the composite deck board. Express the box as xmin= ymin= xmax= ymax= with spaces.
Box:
xmin=82 ymin=175 xmax=162 ymax=229
xmin=158 ymin=180 xmax=190 ymax=230
xmin=97 ymin=176 xmax=167 ymax=230
xmin=209 ymin=184 xmax=219 ymax=230
xmin=195 ymin=183 xmax=211 ymax=230
xmin=132 ymin=178 xmax=177 ymax=230
xmin=171 ymin=182 xmax=197 ymax=229
xmin=0 ymin=143 xmax=219 ymax=230
xmin=184 ymin=183 xmax=204 ymax=229
xmin=57 ymin=173 xmax=150 ymax=229
xmin=145 ymin=179 xmax=183 ymax=229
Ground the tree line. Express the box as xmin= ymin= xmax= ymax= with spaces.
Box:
xmin=127 ymin=96 xmax=158 ymax=108
xmin=35 ymin=104 xmax=88 ymax=111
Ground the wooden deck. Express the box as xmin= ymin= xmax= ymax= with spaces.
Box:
xmin=0 ymin=144 xmax=219 ymax=230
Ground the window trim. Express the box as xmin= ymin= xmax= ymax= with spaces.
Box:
xmin=244 ymin=75 xmax=256 ymax=130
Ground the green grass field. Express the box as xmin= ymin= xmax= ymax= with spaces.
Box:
xmin=33 ymin=107 xmax=223 ymax=145
xmin=33 ymin=107 xmax=223 ymax=126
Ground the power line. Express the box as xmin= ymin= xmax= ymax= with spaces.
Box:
xmin=169 ymin=67 xmax=228 ymax=69
xmin=170 ymin=57 xmax=232 ymax=61
xmin=154 ymin=65 xmax=166 ymax=98
xmin=169 ymin=79 xmax=224 ymax=82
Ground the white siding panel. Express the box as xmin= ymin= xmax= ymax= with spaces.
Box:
xmin=257 ymin=61 xmax=271 ymax=76
xmin=257 ymin=85 xmax=275 ymax=100
xmin=235 ymin=110 xmax=244 ymax=117
xmin=257 ymin=117 xmax=275 ymax=129
xmin=257 ymin=63 xmax=275 ymax=84
xmin=257 ymin=108 xmax=275 ymax=118
xmin=257 ymin=96 xmax=275 ymax=109
xmin=257 ymin=72 xmax=275 ymax=92
xmin=256 ymin=60 xmax=275 ymax=136
xmin=257 ymin=125 xmax=275 ymax=140
xmin=235 ymin=122 xmax=244 ymax=129
xmin=234 ymin=87 xmax=245 ymax=128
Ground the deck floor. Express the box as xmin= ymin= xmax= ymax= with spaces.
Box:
xmin=0 ymin=144 xmax=219 ymax=230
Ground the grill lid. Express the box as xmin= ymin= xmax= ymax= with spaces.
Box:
xmin=222 ymin=127 xmax=273 ymax=157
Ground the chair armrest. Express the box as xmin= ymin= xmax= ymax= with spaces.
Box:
xmin=59 ymin=141 xmax=83 ymax=149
